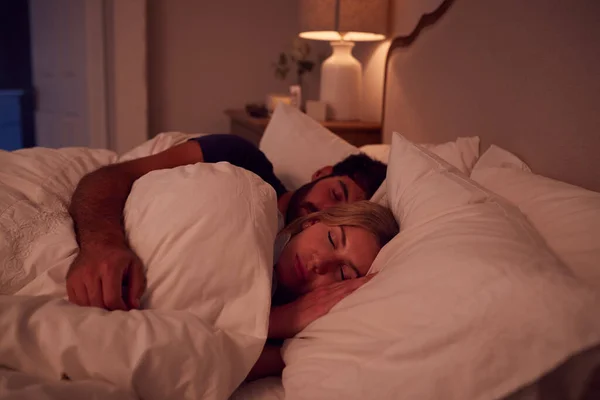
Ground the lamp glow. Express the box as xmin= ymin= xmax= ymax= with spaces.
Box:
xmin=298 ymin=0 xmax=388 ymax=120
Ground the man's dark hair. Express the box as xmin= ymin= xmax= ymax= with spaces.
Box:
xmin=331 ymin=153 xmax=386 ymax=198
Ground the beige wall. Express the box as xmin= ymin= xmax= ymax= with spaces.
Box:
xmin=148 ymin=0 xmax=327 ymax=136
xmin=106 ymin=0 xmax=148 ymax=153
xmin=147 ymin=0 xmax=390 ymax=136
xmin=354 ymin=40 xmax=391 ymax=123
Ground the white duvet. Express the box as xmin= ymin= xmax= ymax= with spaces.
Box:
xmin=0 ymin=133 xmax=278 ymax=400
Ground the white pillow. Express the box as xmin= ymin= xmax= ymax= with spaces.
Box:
xmin=471 ymin=145 xmax=600 ymax=289
xmin=470 ymin=144 xmax=531 ymax=172
xmin=280 ymin=133 xmax=600 ymax=400
xmin=260 ymin=103 xmax=481 ymax=191
xmin=358 ymin=144 xmax=390 ymax=164
xmin=362 ymin=137 xmax=480 ymax=207
xmin=259 ymin=104 xmax=358 ymax=190
xmin=1 ymin=162 xmax=278 ymax=400
xmin=360 ymin=136 xmax=480 ymax=175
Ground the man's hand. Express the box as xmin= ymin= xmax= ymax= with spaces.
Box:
xmin=66 ymin=244 xmax=146 ymax=311
xmin=269 ymin=275 xmax=375 ymax=339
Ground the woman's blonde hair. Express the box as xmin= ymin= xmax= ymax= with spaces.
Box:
xmin=282 ymin=200 xmax=399 ymax=247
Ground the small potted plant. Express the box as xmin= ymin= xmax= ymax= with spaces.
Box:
xmin=273 ymin=38 xmax=316 ymax=88
xmin=267 ymin=39 xmax=318 ymax=113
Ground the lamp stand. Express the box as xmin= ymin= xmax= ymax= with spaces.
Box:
xmin=320 ymin=41 xmax=362 ymax=121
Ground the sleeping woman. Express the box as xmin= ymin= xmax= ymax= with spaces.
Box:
xmin=247 ymin=200 xmax=399 ymax=381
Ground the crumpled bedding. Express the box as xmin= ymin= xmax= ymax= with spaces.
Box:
xmin=0 ymin=132 xmax=277 ymax=400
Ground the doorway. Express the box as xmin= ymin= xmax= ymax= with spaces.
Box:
xmin=0 ymin=1 xmax=35 ymax=151
xmin=1 ymin=0 xmax=148 ymax=153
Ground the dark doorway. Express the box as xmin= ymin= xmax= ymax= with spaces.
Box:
xmin=0 ymin=0 xmax=35 ymax=150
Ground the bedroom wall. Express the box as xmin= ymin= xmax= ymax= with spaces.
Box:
xmin=147 ymin=0 xmax=326 ymax=136
xmin=353 ymin=40 xmax=392 ymax=123
xmin=146 ymin=0 xmax=394 ymax=136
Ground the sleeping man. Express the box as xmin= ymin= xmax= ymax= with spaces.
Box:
xmin=66 ymin=134 xmax=387 ymax=312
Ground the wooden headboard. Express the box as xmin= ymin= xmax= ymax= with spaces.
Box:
xmin=382 ymin=0 xmax=600 ymax=192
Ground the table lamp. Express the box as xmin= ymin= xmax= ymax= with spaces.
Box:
xmin=299 ymin=0 xmax=388 ymax=121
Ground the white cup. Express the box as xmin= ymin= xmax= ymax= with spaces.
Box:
xmin=266 ymin=94 xmax=292 ymax=114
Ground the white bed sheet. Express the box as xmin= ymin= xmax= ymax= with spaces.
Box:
xmin=230 ymin=378 xmax=284 ymax=400
xmin=0 ymin=367 xmax=136 ymax=400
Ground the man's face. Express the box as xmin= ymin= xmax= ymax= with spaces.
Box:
xmin=285 ymin=175 xmax=367 ymax=224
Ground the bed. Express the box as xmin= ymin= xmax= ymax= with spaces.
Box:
xmin=2 ymin=0 xmax=600 ymax=399
xmin=235 ymin=0 xmax=600 ymax=398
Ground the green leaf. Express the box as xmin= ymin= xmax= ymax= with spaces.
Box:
xmin=278 ymin=52 xmax=288 ymax=65
xmin=298 ymin=60 xmax=314 ymax=72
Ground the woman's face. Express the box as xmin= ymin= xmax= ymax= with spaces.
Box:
xmin=275 ymin=221 xmax=381 ymax=298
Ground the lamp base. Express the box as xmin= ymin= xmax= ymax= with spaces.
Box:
xmin=320 ymin=41 xmax=362 ymax=121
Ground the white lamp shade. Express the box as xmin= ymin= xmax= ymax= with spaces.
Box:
xmin=299 ymin=0 xmax=388 ymax=41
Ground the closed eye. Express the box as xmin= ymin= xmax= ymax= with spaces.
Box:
xmin=338 ymin=180 xmax=349 ymax=202
xmin=330 ymin=189 xmax=342 ymax=201
xmin=340 ymin=265 xmax=358 ymax=280
xmin=328 ymin=231 xmax=336 ymax=249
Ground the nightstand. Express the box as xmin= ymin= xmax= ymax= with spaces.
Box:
xmin=224 ymin=109 xmax=382 ymax=147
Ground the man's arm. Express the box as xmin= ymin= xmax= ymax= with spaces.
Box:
xmin=67 ymin=141 xmax=204 ymax=310
xmin=70 ymin=141 xmax=204 ymax=247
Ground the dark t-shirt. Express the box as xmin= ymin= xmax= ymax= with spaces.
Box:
xmin=190 ymin=134 xmax=288 ymax=198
